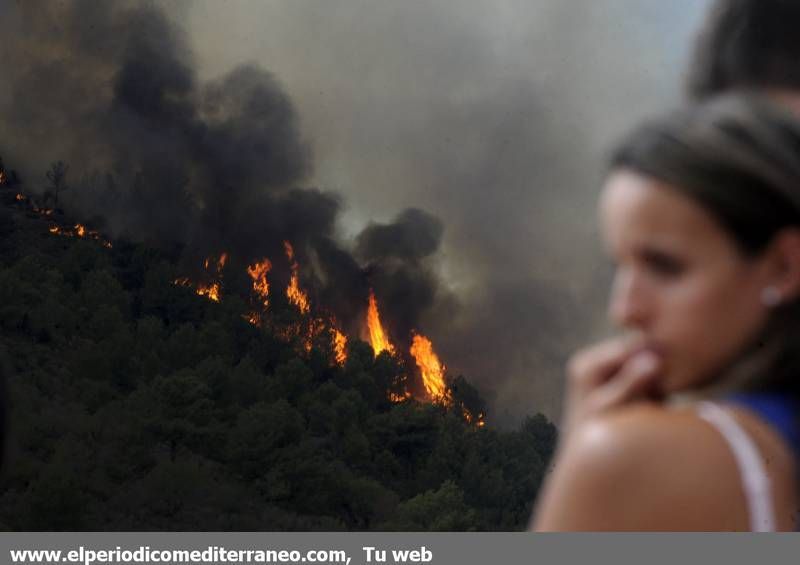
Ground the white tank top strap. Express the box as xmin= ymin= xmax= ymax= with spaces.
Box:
xmin=694 ymin=400 xmax=776 ymax=532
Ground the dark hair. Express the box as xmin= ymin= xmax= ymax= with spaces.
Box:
xmin=688 ymin=0 xmax=800 ymax=100
xmin=612 ymin=94 xmax=800 ymax=255
xmin=610 ymin=93 xmax=800 ymax=396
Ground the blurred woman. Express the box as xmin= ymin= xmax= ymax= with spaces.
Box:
xmin=532 ymin=93 xmax=800 ymax=531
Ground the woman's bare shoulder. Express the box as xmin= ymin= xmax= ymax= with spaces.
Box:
xmin=569 ymin=401 xmax=731 ymax=465
xmin=534 ymin=402 xmax=750 ymax=530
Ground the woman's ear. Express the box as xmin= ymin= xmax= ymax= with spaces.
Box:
xmin=765 ymin=228 xmax=800 ymax=303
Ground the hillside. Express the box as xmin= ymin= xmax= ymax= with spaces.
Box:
xmin=0 ymin=181 xmax=557 ymax=531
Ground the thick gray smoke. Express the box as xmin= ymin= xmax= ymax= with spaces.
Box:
xmin=0 ymin=0 xmax=712 ymax=426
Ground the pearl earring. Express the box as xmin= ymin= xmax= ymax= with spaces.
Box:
xmin=761 ymin=286 xmax=782 ymax=308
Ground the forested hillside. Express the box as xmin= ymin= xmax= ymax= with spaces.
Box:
xmin=0 ymin=179 xmax=557 ymax=531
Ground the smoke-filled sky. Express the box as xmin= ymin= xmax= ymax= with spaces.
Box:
xmin=1 ymin=0 xmax=712 ymax=426
xmin=184 ymin=0 xmax=712 ymax=424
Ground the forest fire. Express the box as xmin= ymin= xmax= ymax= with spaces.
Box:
xmin=410 ymin=333 xmax=449 ymax=404
xmin=247 ymin=258 xmax=272 ymax=308
xmin=0 ymin=0 xmax=495 ymax=445
xmin=331 ymin=327 xmax=348 ymax=366
xmin=284 ymin=241 xmax=310 ymax=314
xmin=175 ymin=252 xmax=228 ymax=303
xmin=47 ymin=222 xmax=112 ymax=248
xmin=388 ymin=390 xmax=413 ymax=403
xmin=196 ymin=282 xmax=221 ymax=302
xmin=170 ymin=251 xmax=472 ymax=422
xmin=366 ymin=290 xmax=396 ymax=357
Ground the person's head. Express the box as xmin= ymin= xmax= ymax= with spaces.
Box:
xmin=601 ymin=94 xmax=800 ymax=396
xmin=688 ymin=0 xmax=800 ymax=107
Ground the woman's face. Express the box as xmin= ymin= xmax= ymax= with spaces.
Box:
xmin=600 ymin=169 xmax=773 ymax=394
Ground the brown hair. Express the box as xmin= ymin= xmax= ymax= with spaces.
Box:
xmin=688 ymin=0 xmax=800 ymax=99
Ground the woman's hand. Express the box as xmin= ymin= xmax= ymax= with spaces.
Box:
xmin=560 ymin=335 xmax=663 ymax=441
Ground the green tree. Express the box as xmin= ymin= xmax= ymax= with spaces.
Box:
xmin=379 ymin=480 xmax=478 ymax=531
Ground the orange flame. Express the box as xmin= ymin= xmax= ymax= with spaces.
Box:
xmin=410 ymin=333 xmax=448 ymax=403
xmin=0 ymin=171 xmax=6 ymax=184
xmin=204 ymin=253 xmax=227 ymax=272
xmin=388 ymin=390 xmax=413 ymax=403
xmin=287 ymin=274 xmax=310 ymax=314
xmin=284 ymin=241 xmax=310 ymax=314
xmin=196 ymin=253 xmax=227 ymax=301
xmin=462 ymin=408 xmax=486 ymax=428
xmin=247 ymin=258 xmax=272 ymax=307
xmin=47 ymin=220 xmax=113 ymax=247
xmin=366 ymin=290 xmax=395 ymax=357
xmin=197 ymin=282 xmax=221 ymax=302
xmin=175 ymin=253 xmax=228 ymax=303
xmin=15 ymin=193 xmax=25 ymax=201
xmin=303 ymin=317 xmax=327 ymax=353
xmin=331 ymin=327 xmax=348 ymax=366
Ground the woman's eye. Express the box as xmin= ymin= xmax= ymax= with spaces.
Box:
xmin=642 ymin=250 xmax=685 ymax=277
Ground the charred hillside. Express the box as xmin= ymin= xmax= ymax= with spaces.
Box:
xmin=0 ymin=177 xmax=556 ymax=531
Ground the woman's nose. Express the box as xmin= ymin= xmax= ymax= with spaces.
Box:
xmin=608 ymin=269 xmax=650 ymax=329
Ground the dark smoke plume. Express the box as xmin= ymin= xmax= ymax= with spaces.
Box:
xmin=356 ymin=208 xmax=444 ymax=263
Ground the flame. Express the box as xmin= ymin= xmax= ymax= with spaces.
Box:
xmin=284 ymin=241 xmax=310 ymax=314
xmin=303 ymin=317 xmax=327 ymax=353
xmin=198 ymin=253 xmax=228 ymax=301
xmin=366 ymin=290 xmax=395 ymax=357
xmin=462 ymin=408 xmax=486 ymax=428
xmin=15 ymin=193 xmax=25 ymax=201
xmin=204 ymin=253 xmax=227 ymax=272
xmin=46 ymin=221 xmax=113 ymax=247
xmin=331 ymin=327 xmax=348 ymax=366
xmin=410 ymin=333 xmax=448 ymax=403
xmin=196 ymin=282 xmax=221 ymax=302
xmin=287 ymin=274 xmax=310 ymax=314
xmin=247 ymin=258 xmax=272 ymax=307
xmin=0 ymin=171 xmax=6 ymax=184
xmin=388 ymin=390 xmax=413 ymax=403
xmin=174 ymin=253 xmax=228 ymax=303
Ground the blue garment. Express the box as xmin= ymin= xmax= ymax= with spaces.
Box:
xmin=723 ymin=392 xmax=800 ymax=455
